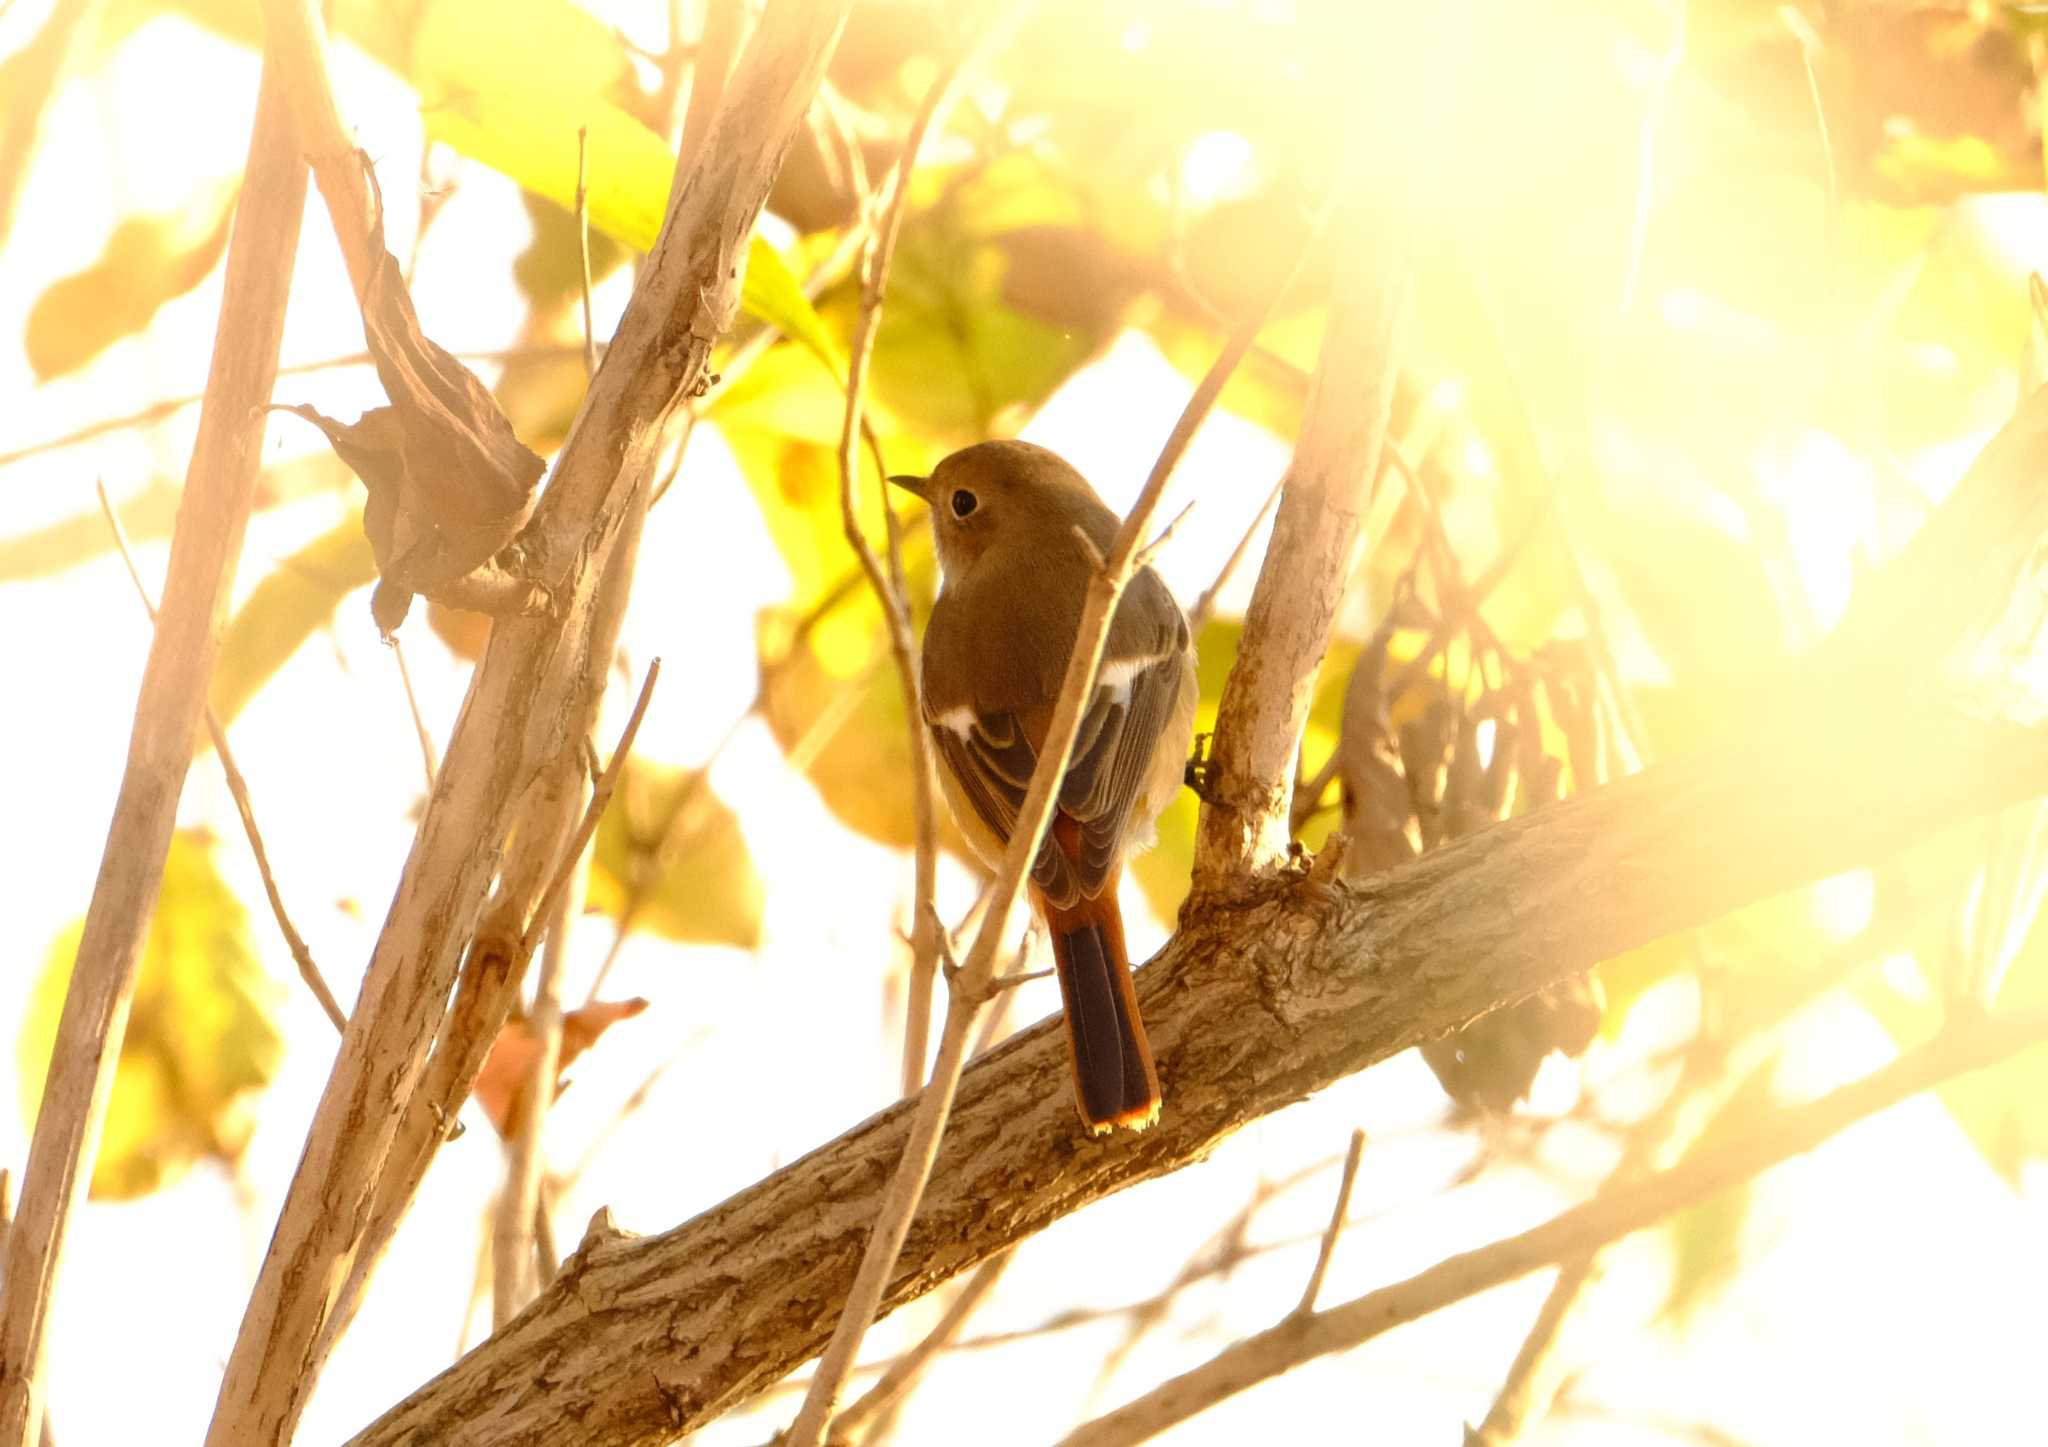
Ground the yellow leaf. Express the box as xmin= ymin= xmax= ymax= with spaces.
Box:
xmin=207 ymin=515 xmax=378 ymax=735
xmin=19 ymin=832 xmax=283 ymax=1199
xmin=25 ymin=181 xmax=238 ymax=381
xmin=586 ymin=762 xmax=765 ymax=950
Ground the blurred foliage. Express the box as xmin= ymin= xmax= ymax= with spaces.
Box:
xmin=1659 ymin=1062 xmax=1780 ymax=1325
xmin=586 ymin=759 xmax=765 ymax=951
xmin=25 ymin=180 xmax=238 ymax=381
xmin=8 ymin=0 xmax=2048 ymax=1202
xmin=206 ymin=514 xmax=379 ymax=737
xmin=18 ymin=832 xmax=283 ymax=1200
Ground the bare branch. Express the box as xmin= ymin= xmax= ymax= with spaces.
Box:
xmin=346 ymin=680 xmax=2048 ymax=1447
xmin=492 ymin=844 xmax=589 ymax=1326
xmin=830 ymin=1250 xmax=1014 ymax=1441
xmin=0 ymin=52 xmax=307 ymax=1447
xmin=388 ymin=639 xmax=438 ymax=790
xmin=94 ymin=481 xmax=348 ymax=1035
xmin=203 ymin=4 xmax=855 ymax=1442
xmin=1056 ymin=1005 xmax=2048 ymax=1446
xmin=1192 ymin=180 xmax=1408 ymax=890
xmin=1293 ymin=1128 xmax=1366 ymax=1318
xmin=491 ymin=662 xmax=655 ymax=1325
xmin=786 ymin=8 xmax=1038 ymax=1437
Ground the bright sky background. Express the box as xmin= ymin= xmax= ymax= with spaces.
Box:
xmin=2 ymin=5 xmax=2046 ymax=1446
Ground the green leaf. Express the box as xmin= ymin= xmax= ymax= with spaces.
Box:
xmin=1659 ymin=1062 xmax=1775 ymax=1324
xmin=208 ymin=515 xmax=379 ymax=733
xmin=586 ymin=761 xmax=765 ymax=949
xmin=19 ymin=831 xmax=283 ymax=1199
xmin=849 ymin=190 xmax=1123 ymax=439
xmin=424 ymin=89 xmax=674 ymax=254
xmin=741 ymin=237 xmax=846 ymax=380
xmin=25 ymin=182 xmax=238 ymax=381
xmin=412 ymin=0 xmax=629 ymax=99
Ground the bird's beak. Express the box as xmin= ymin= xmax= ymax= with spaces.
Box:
xmin=887 ymin=473 xmax=930 ymax=502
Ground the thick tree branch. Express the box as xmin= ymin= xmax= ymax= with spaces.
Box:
xmin=201 ymin=5 xmax=853 ymax=1445
xmin=0 ymin=54 xmax=307 ymax=1447
xmin=340 ymin=128 xmax=2048 ymax=1447
xmin=345 ymin=693 xmax=2048 ymax=1447
xmin=1191 ymin=188 xmax=1409 ymax=889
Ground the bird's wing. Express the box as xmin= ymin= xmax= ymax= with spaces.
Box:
xmin=928 ymin=645 xmax=1187 ymax=910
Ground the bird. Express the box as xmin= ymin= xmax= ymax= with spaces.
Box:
xmin=889 ymin=441 xmax=1198 ymax=1133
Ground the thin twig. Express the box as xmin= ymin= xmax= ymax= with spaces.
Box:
xmin=208 ymin=5 xmax=855 ymax=1440
xmin=1133 ymin=499 xmax=1198 ymax=572
xmin=497 ymin=663 xmax=660 ymax=1321
xmin=1292 ymin=1128 xmax=1365 ymax=1317
xmin=576 ymin=127 xmax=597 ymax=381
xmin=523 ymin=660 xmax=660 ymax=958
xmin=1056 ymin=1005 xmax=2048 ymax=1447
xmin=784 ymin=16 xmax=1316 ymax=1440
xmin=1469 ymin=922 xmax=1895 ymax=1444
xmin=95 ymin=482 xmax=348 ymax=1034
xmin=0 ymin=50 xmax=308 ymax=1447
xmin=0 ymin=346 xmax=590 ymax=473
xmin=389 ymin=638 xmax=438 ymax=790
xmin=830 ymin=1250 xmax=1014 ymax=1440
xmin=824 ymin=8 xmax=979 ymax=1109
xmin=1188 ymin=472 xmax=1284 ymax=632
xmin=493 ymin=836 xmax=589 ymax=1326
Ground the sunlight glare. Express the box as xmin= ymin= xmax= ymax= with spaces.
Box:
xmin=1178 ymin=130 xmax=1257 ymax=210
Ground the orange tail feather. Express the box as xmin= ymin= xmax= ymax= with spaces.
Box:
xmin=1033 ymin=857 xmax=1160 ymax=1134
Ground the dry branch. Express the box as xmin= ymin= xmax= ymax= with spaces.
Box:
xmin=337 ymin=61 xmax=2048 ymax=1440
xmin=1191 ymin=185 xmax=1410 ymax=890
xmin=1056 ymin=1002 xmax=2048 ymax=1446
xmin=344 ymin=444 xmax=2048 ymax=1447
xmin=94 ymin=481 xmax=348 ymax=1034
xmin=201 ymin=4 xmax=855 ymax=1443
xmin=0 ymin=54 xmax=307 ymax=1447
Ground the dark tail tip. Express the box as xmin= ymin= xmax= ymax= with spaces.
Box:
xmin=1050 ymin=922 xmax=1160 ymax=1132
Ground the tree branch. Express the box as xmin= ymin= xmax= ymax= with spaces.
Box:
xmin=336 ymin=62 xmax=2048 ymax=1440
xmin=0 ymin=52 xmax=307 ymax=1447
xmin=343 ymin=685 xmax=2048 ymax=1446
xmin=200 ymin=5 xmax=854 ymax=1444
xmin=1056 ymin=1002 xmax=2048 ymax=1446
xmin=1191 ymin=184 xmax=1410 ymax=890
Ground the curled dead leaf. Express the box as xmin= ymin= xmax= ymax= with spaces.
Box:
xmin=272 ymin=156 xmax=547 ymax=634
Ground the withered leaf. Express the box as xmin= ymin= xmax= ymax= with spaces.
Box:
xmin=473 ymin=996 xmax=651 ymax=1141
xmin=275 ymin=155 xmax=546 ymax=634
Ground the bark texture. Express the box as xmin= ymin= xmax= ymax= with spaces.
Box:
xmin=342 ymin=227 xmax=2048 ymax=1447
xmin=0 ymin=54 xmax=306 ymax=1447
xmin=348 ymin=689 xmax=2048 ymax=1445
xmin=202 ymin=6 xmax=853 ymax=1444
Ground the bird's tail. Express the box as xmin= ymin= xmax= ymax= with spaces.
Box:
xmin=1034 ymin=864 xmax=1160 ymax=1134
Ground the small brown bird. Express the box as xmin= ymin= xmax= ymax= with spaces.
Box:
xmin=890 ymin=441 xmax=1198 ymax=1133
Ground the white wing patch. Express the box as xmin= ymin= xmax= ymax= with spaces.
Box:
xmin=935 ymin=704 xmax=978 ymax=739
xmin=1097 ymin=652 xmax=1169 ymax=698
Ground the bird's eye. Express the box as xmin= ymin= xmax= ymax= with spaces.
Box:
xmin=951 ymin=488 xmax=978 ymax=518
